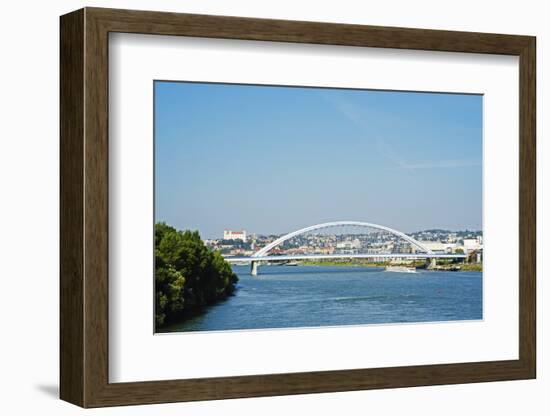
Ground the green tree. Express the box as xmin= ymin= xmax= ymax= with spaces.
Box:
xmin=154 ymin=222 xmax=238 ymax=328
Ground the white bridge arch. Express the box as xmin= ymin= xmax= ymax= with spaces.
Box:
xmin=223 ymin=221 xmax=466 ymax=275
xmin=252 ymin=220 xmax=433 ymax=258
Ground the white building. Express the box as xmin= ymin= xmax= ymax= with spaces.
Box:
xmin=463 ymin=237 xmax=483 ymax=253
xmin=418 ymin=241 xmax=457 ymax=253
xmin=223 ymin=229 xmax=247 ymax=242
xmin=336 ymin=239 xmax=361 ymax=250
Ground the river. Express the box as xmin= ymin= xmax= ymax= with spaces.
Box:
xmin=159 ymin=265 xmax=482 ymax=333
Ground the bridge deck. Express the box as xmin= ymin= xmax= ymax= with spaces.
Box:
xmin=225 ymin=253 xmax=467 ymax=263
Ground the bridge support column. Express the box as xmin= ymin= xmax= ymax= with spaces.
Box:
xmin=426 ymin=258 xmax=437 ymax=269
xmin=250 ymin=261 xmax=258 ymax=276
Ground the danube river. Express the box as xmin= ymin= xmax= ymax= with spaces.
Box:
xmin=160 ymin=265 xmax=482 ymax=333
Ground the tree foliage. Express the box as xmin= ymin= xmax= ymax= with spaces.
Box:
xmin=155 ymin=222 xmax=238 ymax=327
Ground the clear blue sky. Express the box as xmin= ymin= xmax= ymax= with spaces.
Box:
xmin=155 ymin=81 xmax=482 ymax=239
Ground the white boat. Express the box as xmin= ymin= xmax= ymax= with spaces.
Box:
xmin=385 ymin=265 xmax=417 ymax=273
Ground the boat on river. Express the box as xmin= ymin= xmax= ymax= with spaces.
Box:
xmin=385 ymin=265 xmax=417 ymax=273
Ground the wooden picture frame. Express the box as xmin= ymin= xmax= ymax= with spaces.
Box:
xmin=60 ymin=7 xmax=536 ymax=408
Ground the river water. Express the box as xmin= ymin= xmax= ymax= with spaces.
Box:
xmin=160 ymin=265 xmax=482 ymax=333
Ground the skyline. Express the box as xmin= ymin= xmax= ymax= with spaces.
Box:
xmin=155 ymin=81 xmax=483 ymax=239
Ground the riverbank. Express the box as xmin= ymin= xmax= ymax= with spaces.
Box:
xmin=455 ymin=263 xmax=482 ymax=271
xmin=300 ymin=259 xmax=482 ymax=272
xmin=301 ymin=259 xmax=386 ymax=268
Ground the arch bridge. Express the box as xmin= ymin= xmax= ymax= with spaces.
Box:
xmin=225 ymin=221 xmax=466 ymax=275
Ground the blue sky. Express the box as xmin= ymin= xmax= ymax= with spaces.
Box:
xmin=155 ymin=81 xmax=482 ymax=239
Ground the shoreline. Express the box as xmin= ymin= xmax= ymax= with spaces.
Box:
xmin=297 ymin=260 xmax=482 ymax=272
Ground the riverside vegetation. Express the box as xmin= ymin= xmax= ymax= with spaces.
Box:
xmin=301 ymin=258 xmax=482 ymax=271
xmin=155 ymin=222 xmax=238 ymax=328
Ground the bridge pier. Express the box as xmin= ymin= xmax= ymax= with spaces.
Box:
xmin=250 ymin=261 xmax=258 ymax=276
xmin=427 ymin=258 xmax=437 ymax=269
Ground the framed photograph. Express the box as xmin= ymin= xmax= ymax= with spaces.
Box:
xmin=60 ymin=7 xmax=536 ymax=407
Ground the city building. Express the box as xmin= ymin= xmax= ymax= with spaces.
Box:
xmin=223 ymin=229 xmax=247 ymax=242
xmin=336 ymin=239 xmax=361 ymax=250
xmin=418 ymin=241 xmax=457 ymax=254
xmin=463 ymin=237 xmax=483 ymax=253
